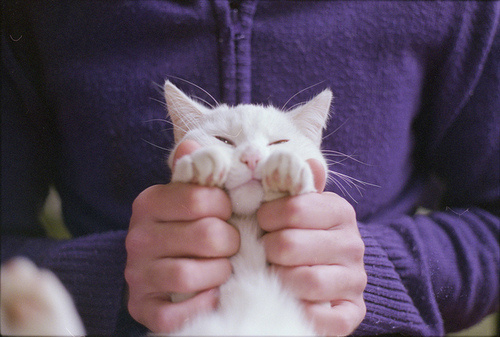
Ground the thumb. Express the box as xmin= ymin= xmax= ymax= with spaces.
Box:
xmin=306 ymin=158 xmax=326 ymax=192
xmin=172 ymin=140 xmax=201 ymax=172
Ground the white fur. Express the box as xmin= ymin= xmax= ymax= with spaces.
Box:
xmin=165 ymin=81 xmax=332 ymax=336
xmin=0 ymin=257 xmax=85 ymax=336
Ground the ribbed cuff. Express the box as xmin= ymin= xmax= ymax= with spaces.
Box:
xmin=354 ymin=223 xmax=438 ymax=335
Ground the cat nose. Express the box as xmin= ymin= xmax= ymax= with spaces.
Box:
xmin=240 ymin=151 xmax=260 ymax=171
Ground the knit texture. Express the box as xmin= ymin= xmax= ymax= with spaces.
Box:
xmin=2 ymin=1 xmax=499 ymax=335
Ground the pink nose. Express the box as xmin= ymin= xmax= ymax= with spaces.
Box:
xmin=240 ymin=151 xmax=260 ymax=170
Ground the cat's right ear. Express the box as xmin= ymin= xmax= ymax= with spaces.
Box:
xmin=289 ymin=89 xmax=333 ymax=146
xmin=164 ymin=80 xmax=208 ymax=143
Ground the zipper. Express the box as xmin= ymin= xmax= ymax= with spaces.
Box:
xmin=212 ymin=0 xmax=257 ymax=105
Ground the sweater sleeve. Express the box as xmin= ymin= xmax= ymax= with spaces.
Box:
xmin=1 ymin=18 xmax=128 ymax=335
xmin=356 ymin=5 xmax=499 ymax=335
xmin=357 ymin=209 xmax=499 ymax=336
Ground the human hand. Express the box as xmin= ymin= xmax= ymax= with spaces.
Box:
xmin=125 ymin=140 xmax=239 ymax=333
xmin=257 ymin=160 xmax=367 ymax=336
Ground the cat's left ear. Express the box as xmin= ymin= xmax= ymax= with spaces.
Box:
xmin=289 ymin=89 xmax=332 ymax=145
xmin=164 ymin=80 xmax=209 ymax=143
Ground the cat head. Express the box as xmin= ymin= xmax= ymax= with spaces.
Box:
xmin=164 ymin=80 xmax=332 ymax=213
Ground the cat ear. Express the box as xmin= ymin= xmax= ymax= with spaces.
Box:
xmin=164 ymin=80 xmax=208 ymax=143
xmin=289 ymin=89 xmax=333 ymax=145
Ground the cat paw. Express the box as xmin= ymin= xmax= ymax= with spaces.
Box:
xmin=172 ymin=146 xmax=231 ymax=187
xmin=262 ymin=151 xmax=316 ymax=201
xmin=0 ymin=257 xmax=85 ymax=336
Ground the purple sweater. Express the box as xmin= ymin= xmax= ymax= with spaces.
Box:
xmin=2 ymin=1 xmax=499 ymax=335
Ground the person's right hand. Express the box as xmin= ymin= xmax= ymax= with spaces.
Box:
xmin=125 ymin=140 xmax=238 ymax=333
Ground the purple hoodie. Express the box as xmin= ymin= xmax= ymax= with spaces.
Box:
xmin=2 ymin=1 xmax=498 ymax=335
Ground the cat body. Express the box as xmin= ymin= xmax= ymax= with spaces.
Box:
xmin=169 ymin=216 xmax=314 ymax=336
xmin=165 ymin=81 xmax=332 ymax=335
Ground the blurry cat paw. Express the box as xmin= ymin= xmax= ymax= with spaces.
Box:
xmin=262 ymin=151 xmax=315 ymax=201
xmin=172 ymin=146 xmax=231 ymax=187
xmin=0 ymin=257 xmax=85 ymax=336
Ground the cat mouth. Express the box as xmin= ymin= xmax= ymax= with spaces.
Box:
xmin=228 ymin=178 xmax=262 ymax=190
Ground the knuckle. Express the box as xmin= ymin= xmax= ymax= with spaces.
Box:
xmin=125 ymin=227 xmax=148 ymax=254
xmin=199 ymin=219 xmax=224 ymax=243
xmin=358 ymin=298 xmax=367 ymax=318
xmin=273 ymin=230 xmax=299 ymax=264
xmin=169 ymin=260 xmax=196 ymax=293
xmin=280 ymin=198 xmax=309 ymax=228
xmin=336 ymin=301 xmax=366 ymax=336
xmin=356 ymin=269 xmax=368 ymax=294
xmin=131 ymin=185 xmax=159 ymax=216
xmin=127 ymin=300 xmax=142 ymax=323
xmin=348 ymin=268 xmax=368 ymax=297
xmin=124 ymin=264 xmax=141 ymax=287
xmin=152 ymin=308 xmax=175 ymax=333
xmin=346 ymin=235 xmax=365 ymax=262
xmin=301 ymin=268 xmax=326 ymax=299
xmin=336 ymin=315 xmax=356 ymax=336
xmin=337 ymin=196 xmax=356 ymax=222
xmin=283 ymin=197 xmax=306 ymax=218
xmin=185 ymin=187 xmax=226 ymax=219
xmin=197 ymin=219 xmax=238 ymax=257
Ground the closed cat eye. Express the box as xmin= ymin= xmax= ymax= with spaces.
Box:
xmin=269 ymin=139 xmax=289 ymax=146
xmin=215 ymin=136 xmax=235 ymax=146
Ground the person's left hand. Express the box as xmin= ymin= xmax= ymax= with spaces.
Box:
xmin=257 ymin=159 xmax=367 ymax=336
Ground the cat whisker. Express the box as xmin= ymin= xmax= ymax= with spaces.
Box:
xmin=322 ymin=118 xmax=349 ymax=140
xmin=326 ymin=158 xmax=349 ymax=167
xmin=228 ymin=127 xmax=243 ymax=139
xmin=326 ymin=169 xmax=379 ymax=203
xmin=142 ymin=118 xmax=170 ymax=124
xmin=282 ymin=81 xmax=327 ymax=111
xmin=142 ymin=118 xmax=182 ymax=134
xmin=192 ymin=95 xmax=217 ymax=109
xmin=328 ymin=174 xmax=356 ymax=202
xmin=323 ymin=149 xmax=370 ymax=166
xmin=287 ymin=101 xmax=307 ymax=111
xmin=330 ymin=170 xmax=378 ymax=189
xmin=152 ymin=81 xmax=166 ymax=94
xmin=141 ymin=138 xmax=170 ymax=152
xmin=166 ymin=75 xmax=220 ymax=107
xmin=148 ymin=96 xmax=200 ymax=135
xmin=149 ymin=97 xmax=168 ymax=108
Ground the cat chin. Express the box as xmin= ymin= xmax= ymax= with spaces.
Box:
xmin=227 ymin=180 xmax=264 ymax=215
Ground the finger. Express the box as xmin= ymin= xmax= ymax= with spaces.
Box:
xmin=262 ymin=228 xmax=364 ymax=266
xmin=303 ymin=299 xmax=366 ymax=336
xmin=306 ymin=158 xmax=326 ymax=192
xmin=172 ymin=139 xmax=201 ymax=169
xmin=272 ymin=265 xmax=367 ymax=302
xmin=130 ymin=288 xmax=219 ymax=333
xmin=147 ymin=257 xmax=232 ymax=294
xmin=131 ymin=183 xmax=232 ymax=224
xmin=257 ymin=192 xmax=355 ymax=232
xmin=127 ymin=217 xmax=239 ymax=260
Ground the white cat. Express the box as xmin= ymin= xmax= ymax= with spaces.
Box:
xmin=0 ymin=81 xmax=332 ymax=336
xmin=164 ymin=81 xmax=332 ymax=336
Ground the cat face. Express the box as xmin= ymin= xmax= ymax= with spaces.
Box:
xmin=164 ymin=81 xmax=331 ymax=209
